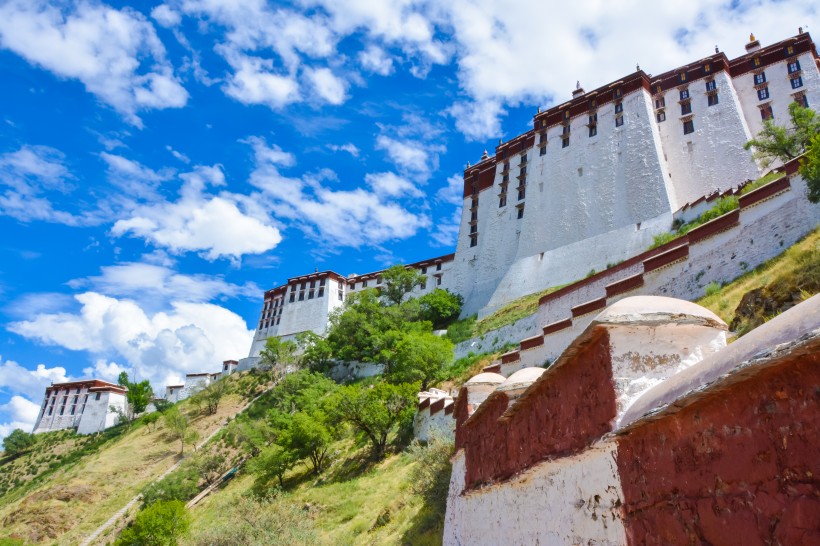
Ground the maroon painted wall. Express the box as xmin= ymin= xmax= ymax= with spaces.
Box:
xmin=616 ymin=350 xmax=820 ymax=546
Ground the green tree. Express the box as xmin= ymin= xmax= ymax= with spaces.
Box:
xmin=164 ymin=407 xmax=199 ymax=454
xmin=388 ymin=331 xmax=453 ymax=390
xmin=325 ymin=290 xmax=403 ymax=362
xmin=744 ymin=103 xmax=820 ymax=166
xmin=381 ymin=264 xmax=426 ymax=306
xmin=296 ymin=331 xmax=334 ymax=373
xmin=195 ymin=379 xmax=228 ymax=416
xmin=249 ymin=444 xmax=298 ymax=488
xmin=259 ymin=336 xmax=300 ymax=381
xmin=332 ymin=382 xmax=418 ymax=458
xmin=267 ymin=370 xmax=338 ymax=415
xmin=2 ymin=429 xmax=36 ymax=456
xmin=116 ymin=500 xmax=190 ymax=546
xmin=278 ymin=411 xmax=335 ymax=475
xmin=799 ymin=132 xmax=820 ymax=203
xmin=117 ymin=372 xmax=155 ymax=419
xmin=417 ymin=289 xmax=464 ymax=329
xmin=142 ymin=412 xmax=161 ymax=433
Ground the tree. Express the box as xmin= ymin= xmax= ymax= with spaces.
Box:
xmin=2 ymin=429 xmax=36 ymax=456
xmin=325 ymin=290 xmax=403 ymax=362
xmin=142 ymin=412 xmax=161 ymax=433
xmin=296 ymin=332 xmax=334 ymax=374
xmin=164 ymin=407 xmax=199 ymax=454
xmin=195 ymin=379 xmax=227 ymax=416
xmin=259 ymin=336 xmax=300 ymax=381
xmin=744 ymin=103 xmax=820 ymax=167
xmin=278 ymin=411 xmax=335 ymax=475
xmin=116 ymin=500 xmax=190 ymax=546
xmin=388 ymin=331 xmax=453 ymax=391
xmin=799 ymin=132 xmax=820 ymax=203
xmin=381 ymin=264 xmax=426 ymax=306
xmin=418 ymin=289 xmax=464 ymax=329
xmin=118 ymin=372 xmax=155 ymax=419
xmin=332 ymin=382 xmax=418 ymax=458
xmin=250 ymin=444 xmax=298 ymax=488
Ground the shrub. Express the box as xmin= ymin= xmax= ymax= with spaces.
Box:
xmin=141 ymin=467 xmax=199 ymax=508
xmin=704 ymin=282 xmax=722 ymax=297
xmin=116 ymin=500 xmax=190 ymax=546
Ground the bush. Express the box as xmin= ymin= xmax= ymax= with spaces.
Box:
xmin=446 ymin=315 xmax=476 ymax=344
xmin=704 ymin=281 xmax=722 ymax=297
xmin=2 ymin=429 xmax=36 ymax=457
xmin=407 ymin=434 xmax=454 ymax=529
xmin=116 ymin=500 xmax=190 ymax=546
xmin=417 ymin=289 xmax=463 ymax=329
xmin=141 ymin=467 xmax=199 ymax=508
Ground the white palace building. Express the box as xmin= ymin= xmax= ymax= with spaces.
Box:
xmin=244 ymin=31 xmax=819 ymax=357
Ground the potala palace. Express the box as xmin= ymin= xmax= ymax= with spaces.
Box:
xmin=247 ymin=30 xmax=820 ymax=359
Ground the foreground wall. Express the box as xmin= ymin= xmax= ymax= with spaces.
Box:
xmin=445 ymin=295 xmax=820 ymax=545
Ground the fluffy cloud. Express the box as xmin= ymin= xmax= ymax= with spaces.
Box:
xmin=328 ymin=143 xmax=360 ymax=157
xmin=8 ymin=292 xmax=253 ymax=390
xmin=305 ymin=67 xmax=348 ymax=105
xmin=0 ymin=357 xmax=70 ymax=400
xmin=366 ymin=172 xmax=422 ymax=198
xmin=358 ymin=45 xmax=393 ymax=75
xmin=111 ymin=165 xmax=282 ymax=260
xmin=0 ymin=395 xmax=42 ymax=441
xmin=247 ymin=137 xmax=429 ymax=247
xmin=436 ymin=173 xmax=464 ymax=206
xmin=68 ymin=262 xmax=259 ymax=305
xmin=82 ymin=359 xmax=130 ymax=382
xmin=0 ymin=0 xmax=188 ymax=125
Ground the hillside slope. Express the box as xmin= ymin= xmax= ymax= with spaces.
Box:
xmin=0 ymin=373 xmax=269 ymax=545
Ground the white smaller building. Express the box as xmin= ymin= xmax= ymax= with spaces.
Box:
xmin=165 ymin=384 xmax=185 ymax=404
xmin=33 ymin=380 xmax=128 ymax=435
xmin=220 ymin=360 xmax=238 ymax=378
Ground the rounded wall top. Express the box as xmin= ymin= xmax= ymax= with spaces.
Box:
xmin=465 ymin=372 xmax=506 ymax=386
xmin=497 ymin=367 xmax=546 ymax=393
xmin=593 ymin=295 xmax=727 ymax=330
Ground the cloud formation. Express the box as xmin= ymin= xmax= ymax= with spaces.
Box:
xmin=0 ymin=0 xmax=188 ymax=125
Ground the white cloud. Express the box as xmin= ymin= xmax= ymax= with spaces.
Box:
xmin=366 ymin=172 xmax=422 ymax=198
xmin=0 ymin=0 xmax=188 ymax=125
xmin=219 ymin=48 xmax=301 ymax=109
xmin=68 ymin=262 xmax=259 ymax=304
xmin=9 ymin=292 xmax=253 ymax=390
xmin=82 ymin=359 xmax=129 ymax=382
xmin=166 ymin=145 xmax=190 ymax=164
xmin=246 ymin=137 xmax=429 ymax=247
xmin=0 ymin=145 xmax=101 ymax=225
xmin=151 ymin=4 xmax=181 ymax=28
xmin=431 ymin=207 xmax=461 ymax=247
xmin=305 ymin=67 xmax=348 ymax=105
xmin=0 ymin=395 xmax=42 ymax=440
xmin=328 ymin=143 xmax=360 ymax=157
xmin=436 ymin=173 xmax=464 ymax=206
xmin=358 ymin=44 xmax=394 ymax=75
xmin=101 ymin=152 xmax=173 ymax=199
xmin=111 ymin=165 xmax=282 ymax=260
xmin=0 ymin=357 xmax=70 ymax=400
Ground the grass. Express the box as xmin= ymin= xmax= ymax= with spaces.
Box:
xmin=183 ymin=433 xmax=448 ymax=546
xmin=739 ymin=170 xmax=784 ymax=195
xmin=447 ymin=284 xmax=567 ymax=343
xmin=649 ymin=195 xmax=740 ymax=249
xmin=697 ymin=226 xmax=820 ymax=332
xmin=0 ymin=372 xmax=267 ymax=545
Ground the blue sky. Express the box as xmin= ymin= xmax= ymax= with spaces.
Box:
xmin=0 ymin=0 xmax=817 ymax=439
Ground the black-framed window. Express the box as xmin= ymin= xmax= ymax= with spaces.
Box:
xmin=517 ymin=188 xmax=525 ymax=200
xmin=757 ymin=87 xmax=769 ymax=100
xmin=657 ymin=111 xmax=666 ymax=123
xmin=681 ymin=101 xmax=692 ymax=115
xmin=787 ymin=60 xmax=801 ymax=74
xmin=615 ymin=115 xmax=624 ymax=127
xmin=614 ymin=101 xmax=623 ymax=114
xmin=791 ymin=76 xmax=803 ymax=89
xmin=516 ymin=206 xmax=524 ymax=219
xmin=589 ymin=125 xmax=597 ymax=137
xmin=679 ymin=89 xmax=689 ymax=100
xmin=539 ymin=145 xmax=546 ymax=156
xmin=705 ymin=80 xmax=716 ymax=92
xmin=760 ymin=105 xmax=773 ymax=120
xmin=499 ymin=195 xmax=506 ymax=207
xmin=562 ymin=137 xmax=570 ymax=148
xmin=655 ymin=97 xmax=665 ymax=109
xmin=753 ymin=72 xmax=766 ymax=85
xmin=469 ymin=235 xmax=477 ymax=247
xmin=683 ymin=119 xmax=695 ymax=134
xmin=794 ymin=94 xmax=809 ymax=108
xmin=708 ymin=94 xmax=719 ymax=106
